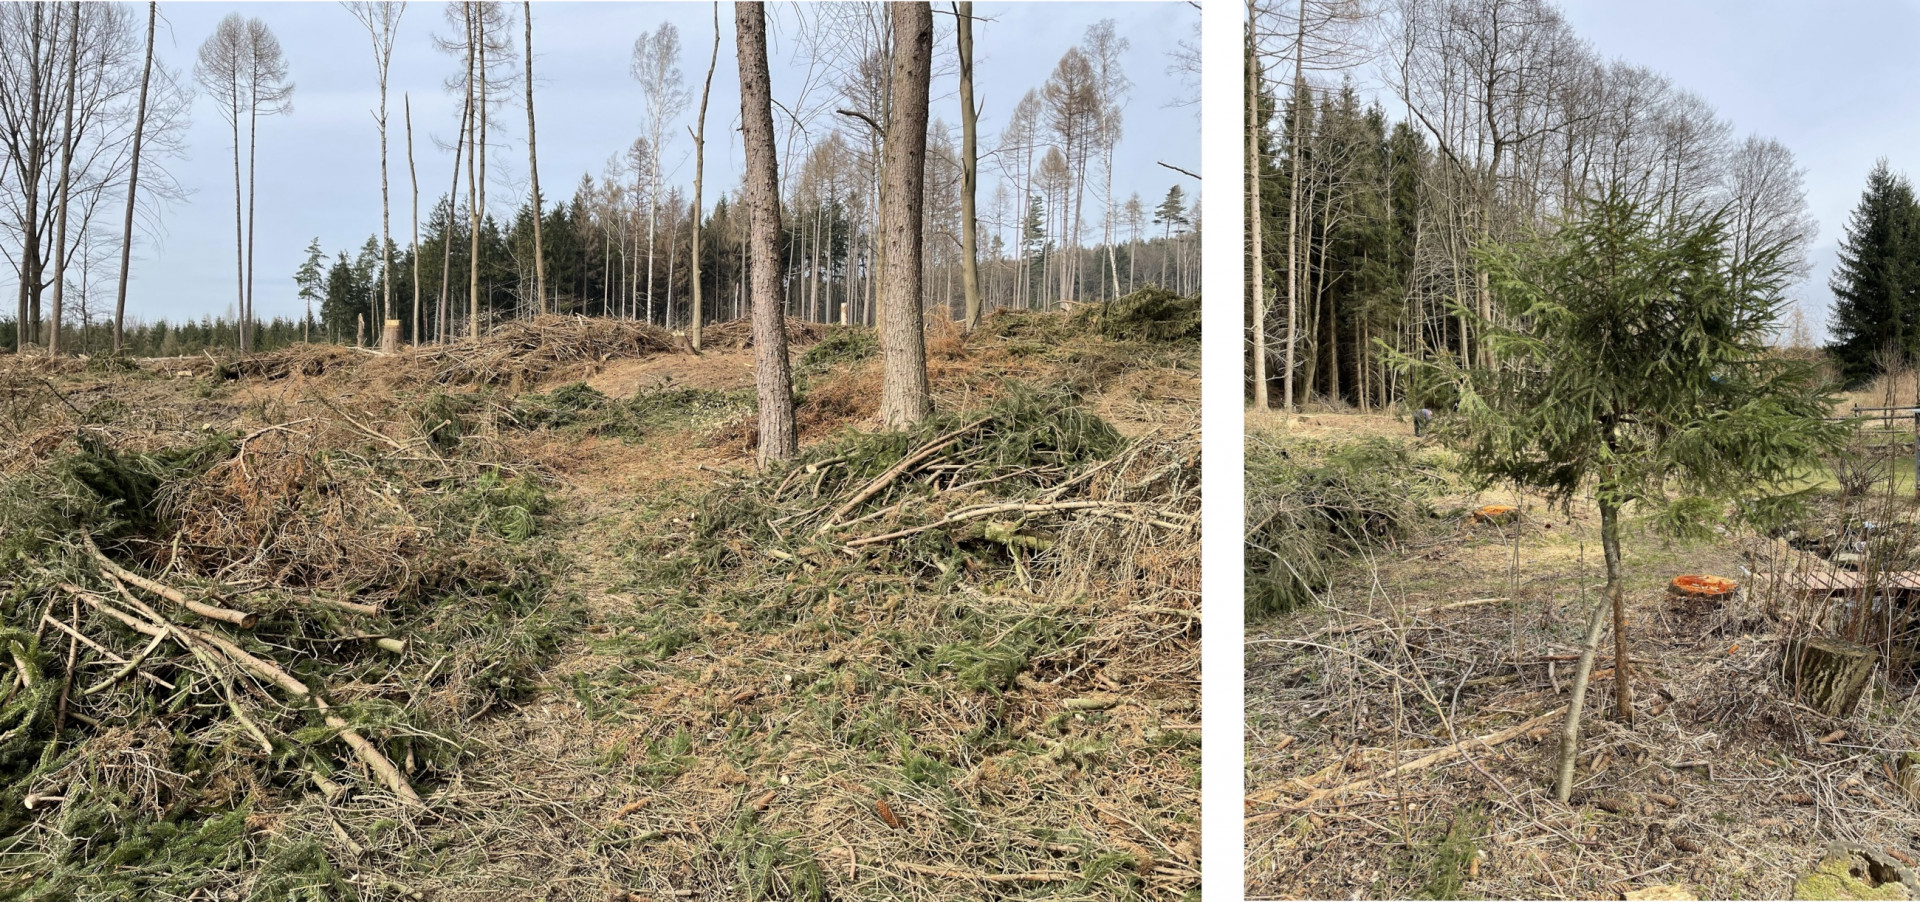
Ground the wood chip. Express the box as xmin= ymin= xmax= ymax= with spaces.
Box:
xmin=1818 ymin=729 xmax=1847 ymax=744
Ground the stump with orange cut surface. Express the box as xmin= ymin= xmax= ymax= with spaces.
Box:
xmin=1668 ymin=574 xmax=1738 ymax=600
xmin=1472 ymin=504 xmax=1518 ymax=525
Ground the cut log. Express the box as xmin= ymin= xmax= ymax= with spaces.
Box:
xmin=1783 ymin=636 xmax=1877 ymax=718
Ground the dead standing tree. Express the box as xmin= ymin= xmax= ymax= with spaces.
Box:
xmin=689 ymin=1 xmax=719 ymax=350
xmin=344 ymin=1 xmax=405 ymax=351
xmin=736 ymin=1 xmax=798 ymax=465
xmin=522 ymin=0 xmax=546 ymax=315
xmin=112 ymin=1 xmax=157 ymax=355
xmin=632 ymin=22 xmax=689 ymax=327
xmin=878 ymin=2 xmax=934 ymax=428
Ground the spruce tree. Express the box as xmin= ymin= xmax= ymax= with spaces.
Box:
xmin=1400 ymin=189 xmax=1847 ymax=802
xmin=1828 ymin=159 xmax=1920 ymax=386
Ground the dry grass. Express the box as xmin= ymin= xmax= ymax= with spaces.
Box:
xmin=1246 ymin=413 xmax=1920 ymax=901
xmin=0 ymin=308 xmax=1199 ymax=901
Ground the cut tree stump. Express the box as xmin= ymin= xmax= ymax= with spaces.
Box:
xmin=1783 ymin=637 xmax=1877 ymax=718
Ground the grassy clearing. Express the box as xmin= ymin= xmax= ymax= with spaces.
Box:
xmin=0 ymin=301 xmax=1199 ymax=901
xmin=1246 ymin=410 xmax=1920 ymax=901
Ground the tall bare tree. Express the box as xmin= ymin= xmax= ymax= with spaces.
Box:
xmin=406 ymin=93 xmax=420 ymax=340
xmin=48 ymin=2 xmax=79 ymax=355
xmin=878 ymin=2 xmax=933 ymax=427
xmin=242 ymin=18 xmax=292 ymax=353
xmin=633 ymin=23 xmax=689 ymax=327
xmin=112 ymin=1 xmax=156 ymax=355
xmin=522 ymin=0 xmax=545 ymax=314
xmin=196 ymin=15 xmax=250 ymax=352
xmin=689 ymin=1 xmax=718 ymax=350
xmin=955 ymin=1 xmax=982 ymax=331
xmin=736 ymin=0 xmax=797 ymax=464
xmin=345 ymin=1 xmax=404 ymax=350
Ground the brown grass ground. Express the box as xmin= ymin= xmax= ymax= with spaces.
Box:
xmin=1246 ymin=411 xmax=1920 ymax=901
xmin=0 ymin=313 xmax=1198 ymax=900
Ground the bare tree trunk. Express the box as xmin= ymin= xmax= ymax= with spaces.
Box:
xmin=1248 ymin=13 xmax=1267 ymax=409
xmin=377 ymin=16 xmax=394 ymax=351
xmin=690 ymin=1 xmax=717 ymax=349
xmin=439 ymin=72 xmax=471 ymax=346
xmin=523 ymin=0 xmax=546 ymax=315
xmin=48 ymin=1 xmax=78 ymax=355
xmin=1603 ymin=493 xmax=1633 ymax=725
xmin=1554 ymin=580 xmax=1611 ymax=803
xmin=736 ymin=1 xmax=796 ymax=464
xmin=955 ymin=0 xmax=981 ymax=332
xmin=879 ymin=2 xmax=933 ymax=427
xmin=465 ymin=3 xmax=480 ymax=340
xmin=407 ymin=94 xmax=420 ymax=342
xmin=1282 ymin=0 xmax=1307 ymax=413
xmin=113 ymin=1 xmax=156 ymax=355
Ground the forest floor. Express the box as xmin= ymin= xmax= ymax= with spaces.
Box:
xmin=0 ymin=300 xmax=1199 ymax=901
xmin=1246 ymin=410 xmax=1920 ymax=901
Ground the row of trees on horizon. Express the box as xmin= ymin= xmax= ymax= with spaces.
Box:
xmin=1 ymin=1 xmax=1201 ymax=358
xmin=1245 ymin=0 xmax=1820 ymax=412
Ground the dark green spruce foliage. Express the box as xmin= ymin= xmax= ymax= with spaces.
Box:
xmin=1410 ymin=190 xmax=1846 ymax=526
xmin=1829 ymin=159 xmax=1920 ymax=386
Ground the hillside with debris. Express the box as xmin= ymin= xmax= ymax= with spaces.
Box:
xmin=0 ymin=299 xmax=1198 ymax=901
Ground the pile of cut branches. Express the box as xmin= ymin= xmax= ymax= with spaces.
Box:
xmin=603 ymin=386 xmax=1201 ymax=898
xmin=0 ymin=393 xmax=577 ymax=898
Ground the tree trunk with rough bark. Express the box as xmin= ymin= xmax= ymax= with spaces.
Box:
xmin=735 ymin=1 xmax=796 ymax=464
xmin=878 ymin=2 xmax=933 ymax=427
xmin=956 ymin=0 xmax=981 ymax=331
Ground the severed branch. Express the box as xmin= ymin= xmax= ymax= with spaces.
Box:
xmin=823 ymin=417 xmax=990 ymax=526
xmin=82 ymin=534 xmax=258 ymax=628
xmin=1254 ymin=704 xmax=1570 ymax=823
xmin=844 ymin=500 xmax=1190 ymax=549
xmin=63 ymin=582 xmax=422 ymax=806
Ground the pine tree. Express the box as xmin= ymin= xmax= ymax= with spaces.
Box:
xmin=1828 ymin=159 xmax=1920 ymax=386
xmin=295 ymin=237 xmax=325 ymax=341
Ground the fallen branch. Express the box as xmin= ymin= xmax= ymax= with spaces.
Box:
xmin=894 ymin=862 xmax=1073 ymax=883
xmin=844 ymin=500 xmax=1187 ymax=548
xmin=83 ymin=534 xmax=258 ymax=629
xmin=824 ymin=417 xmax=990 ymax=526
xmin=1266 ymin=704 xmax=1570 ymax=817
xmin=63 ymin=582 xmax=421 ymax=806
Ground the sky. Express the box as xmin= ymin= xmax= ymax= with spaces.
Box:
xmin=1552 ymin=0 xmax=1920 ymax=341
xmin=35 ymin=1 xmax=1199 ymax=327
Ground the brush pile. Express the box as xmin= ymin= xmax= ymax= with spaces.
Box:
xmin=595 ymin=386 xmax=1202 ymax=898
xmin=0 ymin=387 xmax=577 ymax=898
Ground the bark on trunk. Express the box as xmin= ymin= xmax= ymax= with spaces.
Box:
xmin=114 ymin=1 xmax=157 ymax=355
xmin=523 ymin=0 xmax=546 ymax=315
xmin=878 ymin=2 xmax=934 ymax=428
xmin=1785 ymin=637 xmax=1877 ymax=718
xmin=956 ymin=0 xmax=981 ymax=331
xmin=47 ymin=1 xmax=78 ymax=355
xmin=1553 ymin=586 xmax=1613 ymax=803
xmin=735 ymin=1 xmax=796 ymax=464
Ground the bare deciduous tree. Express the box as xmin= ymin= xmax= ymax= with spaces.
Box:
xmin=344 ymin=1 xmax=404 ymax=350
xmin=689 ymin=1 xmax=718 ymax=350
xmin=633 ymin=22 xmax=689 ymax=326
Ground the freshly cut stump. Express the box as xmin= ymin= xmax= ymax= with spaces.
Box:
xmin=1472 ymin=504 xmax=1518 ymax=525
xmin=1784 ymin=636 xmax=1877 ymax=718
xmin=1669 ymin=574 xmax=1738 ymax=599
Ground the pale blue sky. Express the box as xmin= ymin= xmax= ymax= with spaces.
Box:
xmin=1556 ymin=0 xmax=1914 ymax=340
xmin=30 ymin=1 xmax=1198 ymax=326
